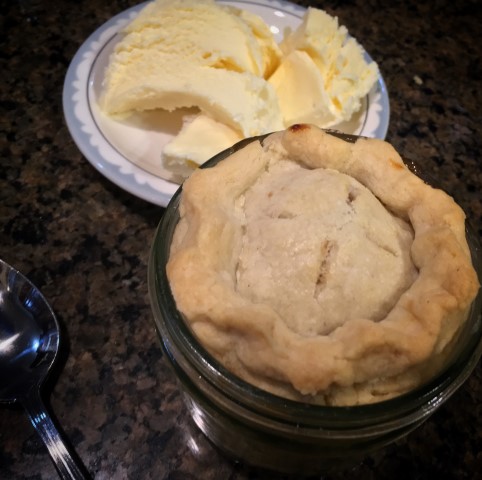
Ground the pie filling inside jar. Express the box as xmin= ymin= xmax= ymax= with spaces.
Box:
xmin=166 ymin=124 xmax=480 ymax=406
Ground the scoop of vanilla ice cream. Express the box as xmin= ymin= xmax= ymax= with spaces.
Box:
xmin=267 ymin=50 xmax=340 ymax=127
xmin=270 ymin=8 xmax=379 ymax=126
xmin=101 ymin=0 xmax=283 ymax=137
xmin=163 ymin=114 xmax=243 ymax=168
xmin=122 ymin=0 xmax=279 ymax=77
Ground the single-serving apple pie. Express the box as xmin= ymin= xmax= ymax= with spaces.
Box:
xmin=166 ymin=124 xmax=479 ymax=406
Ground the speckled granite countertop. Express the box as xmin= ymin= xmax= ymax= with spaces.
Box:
xmin=1 ymin=0 xmax=481 ymax=478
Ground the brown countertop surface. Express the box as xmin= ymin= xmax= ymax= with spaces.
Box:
xmin=1 ymin=0 xmax=481 ymax=478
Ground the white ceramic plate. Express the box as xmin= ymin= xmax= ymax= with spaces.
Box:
xmin=63 ymin=0 xmax=390 ymax=207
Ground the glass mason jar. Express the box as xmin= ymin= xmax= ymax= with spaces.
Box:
xmin=148 ymin=138 xmax=482 ymax=476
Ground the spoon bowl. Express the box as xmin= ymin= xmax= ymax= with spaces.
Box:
xmin=0 ymin=260 xmax=59 ymax=401
xmin=0 ymin=259 xmax=89 ymax=479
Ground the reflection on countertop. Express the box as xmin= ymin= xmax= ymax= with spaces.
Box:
xmin=1 ymin=0 xmax=480 ymax=478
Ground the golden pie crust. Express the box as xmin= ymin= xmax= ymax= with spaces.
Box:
xmin=167 ymin=124 xmax=479 ymax=405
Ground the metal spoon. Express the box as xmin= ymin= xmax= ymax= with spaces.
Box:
xmin=0 ymin=259 xmax=90 ymax=479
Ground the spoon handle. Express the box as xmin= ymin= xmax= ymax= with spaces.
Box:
xmin=22 ymin=389 xmax=90 ymax=480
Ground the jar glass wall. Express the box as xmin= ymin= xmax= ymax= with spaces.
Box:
xmin=148 ymin=141 xmax=482 ymax=476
